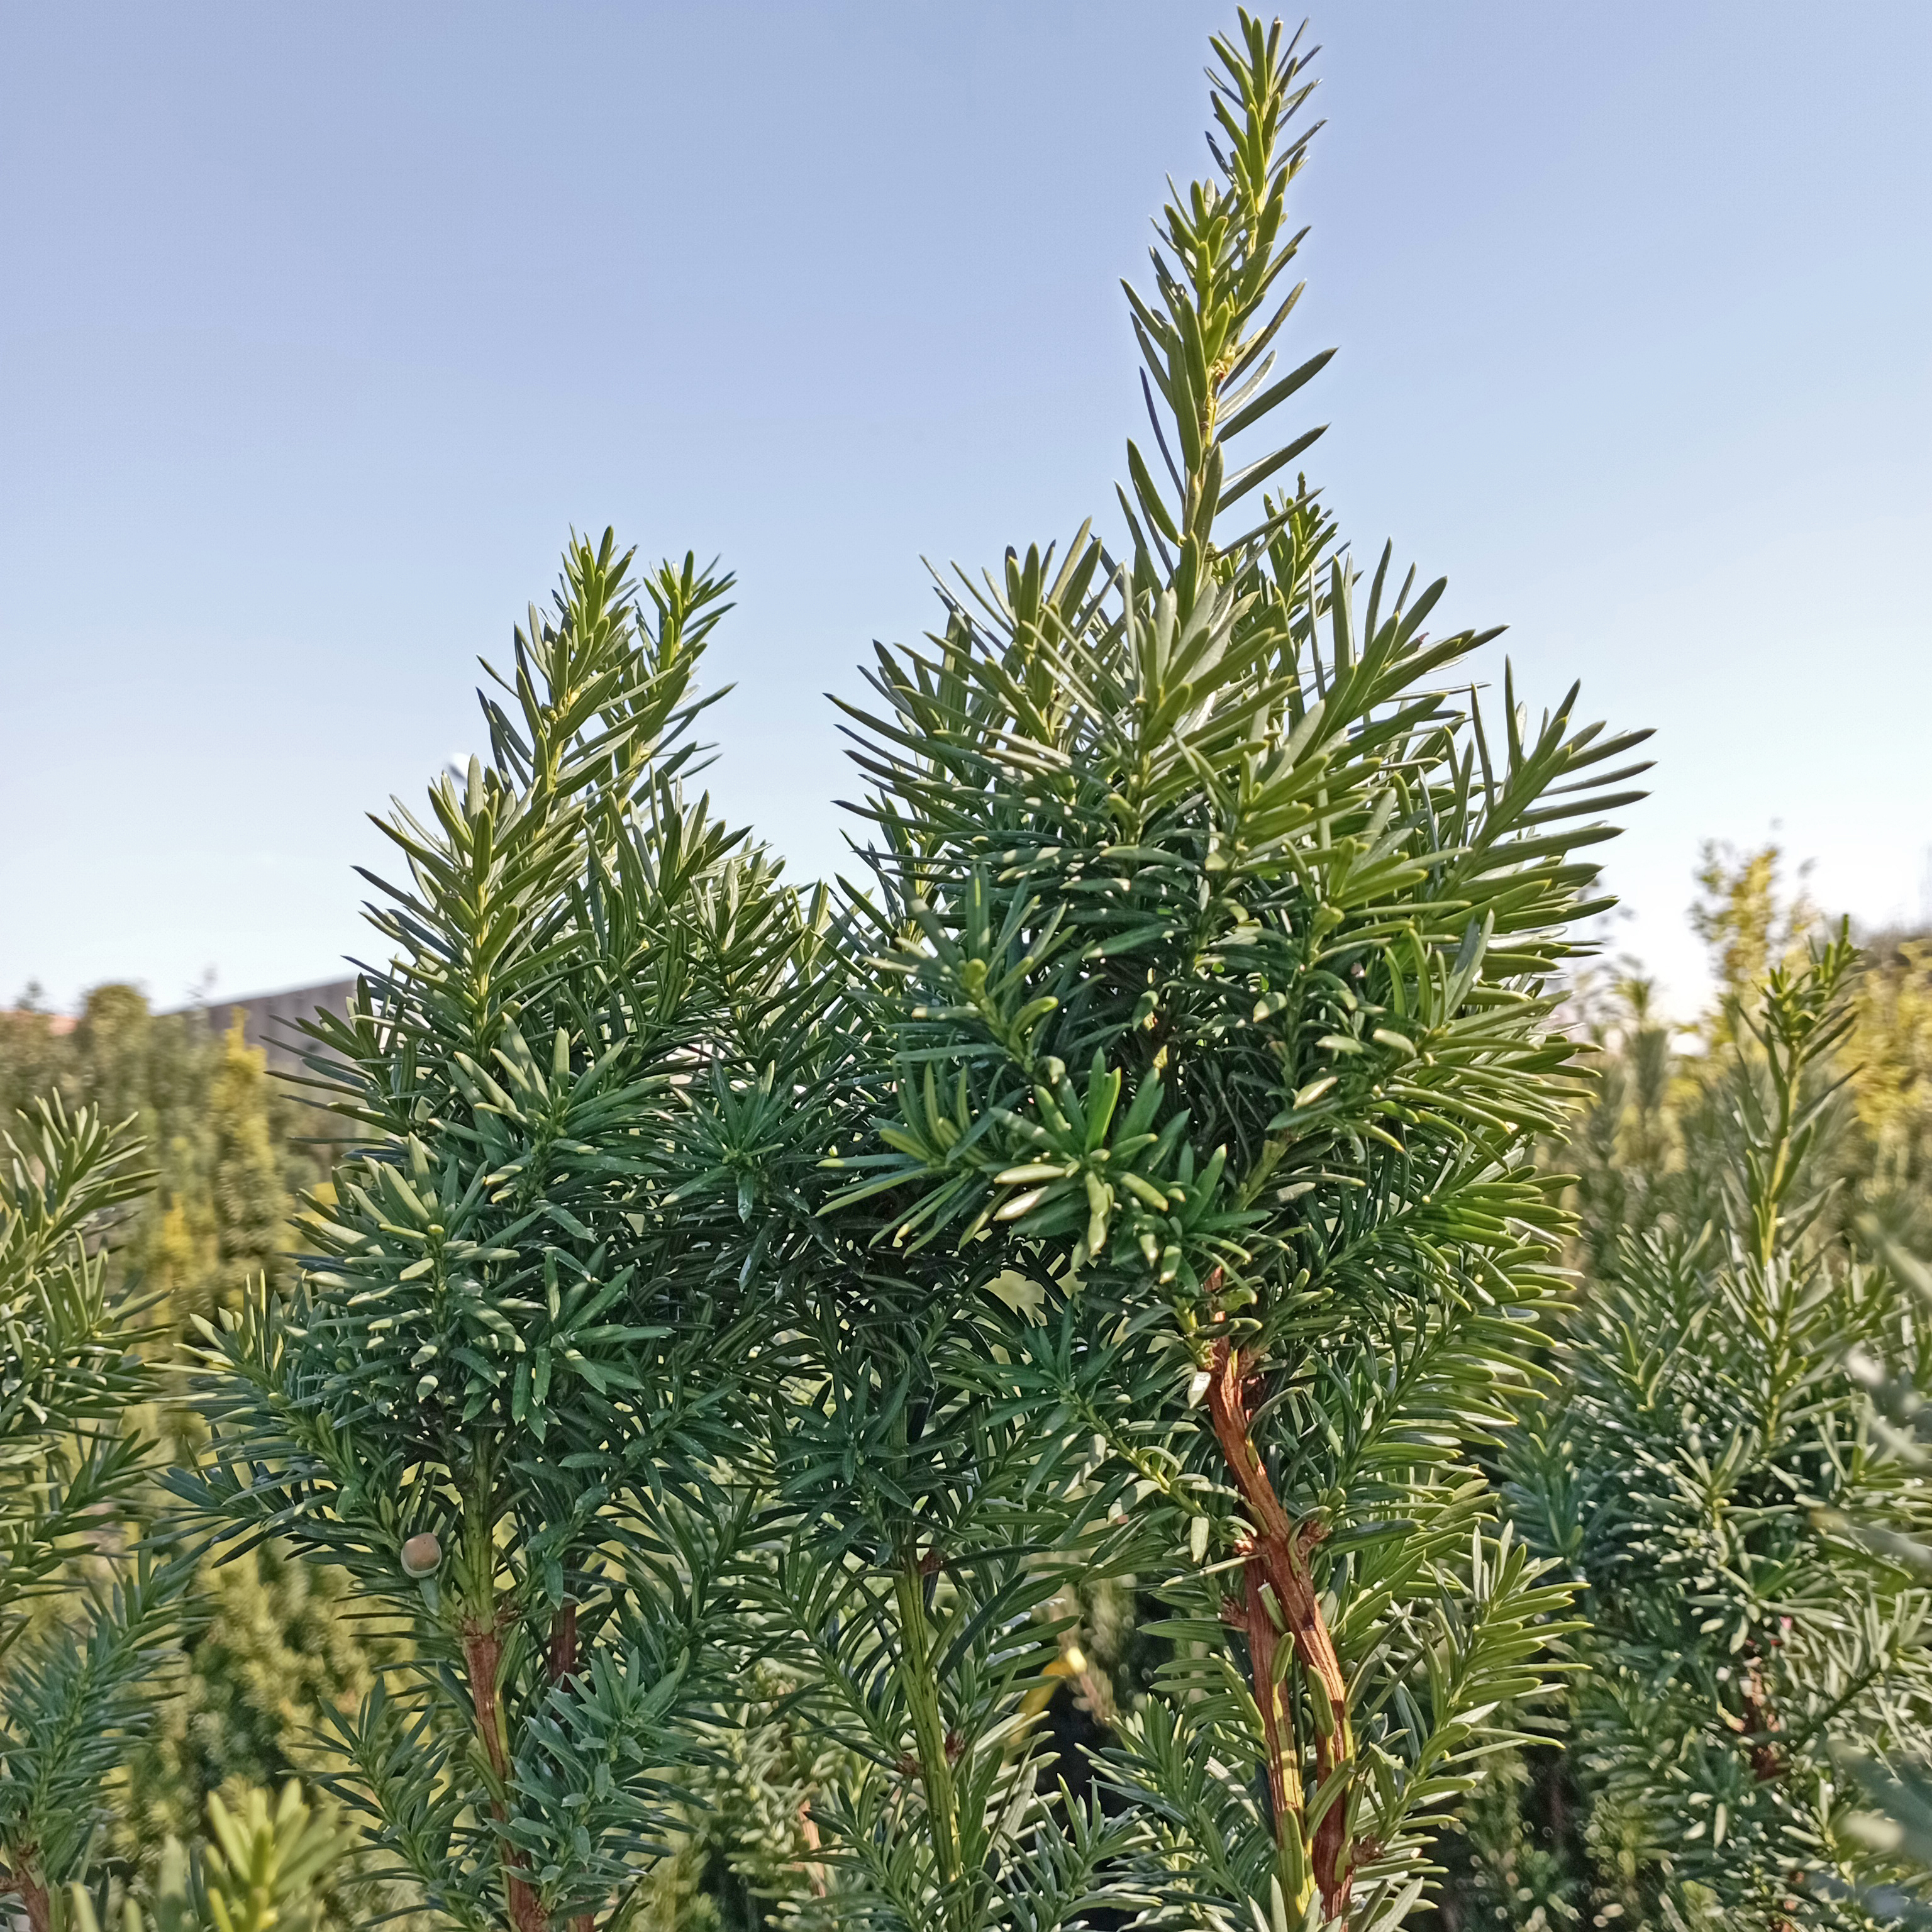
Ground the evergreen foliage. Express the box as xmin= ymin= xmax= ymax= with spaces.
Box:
xmin=1509 ymin=935 xmax=1932 ymax=1926
xmin=202 ymin=1022 xmax=295 ymax=1312
xmin=1846 ymin=938 xmax=1932 ymax=1252
xmin=1833 ymin=1243 xmax=1932 ymax=1928
xmin=170 ymin=532 xmax=794 ymax=1932
xmin=72 ymin=1782 xmax=355 ymax=1932
xmin=1560 ymin=847 xmax=1932 ymax=1272
xmin=25 ymin=16 xmax=1932 ymax=1932
xmin=0 ymin=1096 xmax=186 ymax=1932
xmin=1422 ymin=854 xmax=1932 ymax=1932
xmin=116 ymin=1543 xmax=385 ymax=1859
xmin=0 ymin=991 xmax=323 ymax=1331
xmin=791 ymin=14 xmax=1646 ymax=1926
xmin=152 ymin=14 xmax=1658 ymax=1931
xmin=0 ymin=994 xmax=375 ymax=1894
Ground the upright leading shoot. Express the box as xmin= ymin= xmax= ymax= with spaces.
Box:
xmin=831 ymin=14 xmax=1648 ymax=1926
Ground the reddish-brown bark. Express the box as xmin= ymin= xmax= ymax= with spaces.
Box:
xmin=1239 ymin=1555 xmax=1300 ymax=1848
xmin=548 ymin=1600 xmax=579 ymax=1686
xmin=0 ymin=1852 xmax=52 ymax=1932
xmin=541 ymin=1599 xmax=599 ymax=1932
xmin=1205 ymin=1332 xmax=1356 ymax=1918
xmin=463 ymin=1615 xmax=548 ymax=1932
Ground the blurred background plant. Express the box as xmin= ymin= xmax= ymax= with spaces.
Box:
xmin=70 ymin=1781 xmax=353 ymax=1932
xmin=1421 ymin=850 xmax=1932 ymax=1932
xmin=0 ymin=1094 xmax=172 ymax=1932
xmin=0 ymin=1002 xmax=378 ymax=1928
xmin=0 ymin=994 xmax=334 ymax=1335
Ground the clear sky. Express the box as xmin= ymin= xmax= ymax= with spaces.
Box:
xmin=3 ymin=1 xmax=1927 ymax=1017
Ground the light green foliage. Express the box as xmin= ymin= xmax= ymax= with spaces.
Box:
xmin=0 ymin=991 xmax=216 ymax=1322
xmin=115 ymin=1545 xmax=386 ymax=1860
xmin=1507 ymin=936 xmax=1932 ymax=1928
xmin=0 ymin=1099 xmax=156 ymax=1647
xmin=1824 ymin=1753 xmax=1932 ymax=1932
xmin=1690 ymin=842 xmax=1816 ymax=1045
xmin=0 ymin=992 xmax=323 ymax=1334
xmin=1557 ymin=970 xmax=1684 ymax=1284
xmin=201 ymin=1023 xmax=294 ymax=1312
xmin=1847 ymin=936 xmax=1932 ymax=1250
xmin=0 ymin=998 xmax=369 ymax=1904
xmin=0 ymin=1002 xmax=70 ymax=1114
xmin=1436 ymin=859 xmax=1932 ymax=1929
xmin=626 ymin=1663 xmax=850 ymax=1932
xmin=73 ymin=1782 xmax=352 ymax=1932
xmin=1563 ymin=847 xmax=1932 ymax=1269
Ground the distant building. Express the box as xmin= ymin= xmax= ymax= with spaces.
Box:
xmin=185 ymin=977 xmax=359 ymax=1073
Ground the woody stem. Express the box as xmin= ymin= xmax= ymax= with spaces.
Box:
xmin=459 ymin=1448 xmax=545 ymax=1932
xmin=1207 ymin=1338 xmax=1357 ymax=1919
xmin=462 ymin=1615 xmax=548 ymax=1932
xmin=894 ymin=1548 xmax=966 ymax=1931
xmin=547 ymin=1599 xmax=596 ymax=1932
xmin=0 ymin=1852 xmax=52 ymax=1932
xmin=1241 ymin=1557 xmax=1312 ymax=1912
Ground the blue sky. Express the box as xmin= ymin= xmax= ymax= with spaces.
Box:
xmin=3 ymin=1 xmax=1926 ymax=1016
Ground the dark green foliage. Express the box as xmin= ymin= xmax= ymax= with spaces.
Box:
xmin=3 ymin=1556 xmax=191 ymax=1913
xmin=1423 ymin=1744 xmax=1584 ymax=1932
xmin=748 ymin=1281 xmax=1146 ymax=1932
xmin=42 ymin=15 xmax=1696 ymax=1932
xmin=787 ymin=15 xmax=1645 ymax=1927
xmin=650 ymin=704 xmax=1151 ymax=1932
xmin=170 ymin=533 xmax=801 ymax=1932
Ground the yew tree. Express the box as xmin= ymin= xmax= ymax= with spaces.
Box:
xmin=172 ymin=536 xmax=806 ymax=1932
xmin=1509 ymin=938 xmax=1932 ymax=1928
xmin=824 ymin=14 xmax=1649 ymax=1927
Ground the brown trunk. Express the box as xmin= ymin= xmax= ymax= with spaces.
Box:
xmin=1206 ymin=1335 xmax=1355 ymax=1918
xmin=1 ymin=1852 xmax=52 ymax=1932
xmin=1240 ymin=1555 xmax=1302 ymax=1858
xmin=463 ymin=1616 xmax=548 ymax=1932
xmin=551 ymin=1604 xmax=597 ymax=1932
xmin=548 ymin=1601 xmax=579 ymax=1686
xmin=1739 ymin=1658 xmax=1784 ymax=1784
